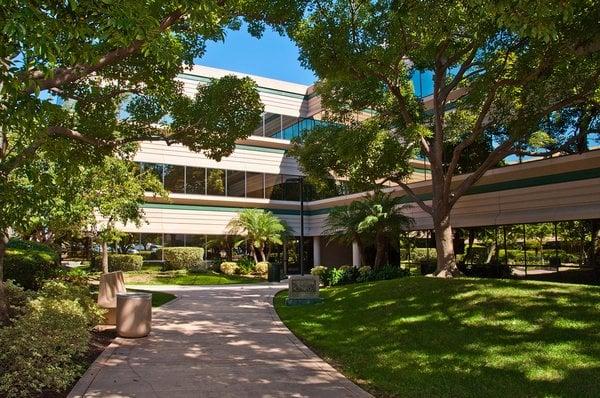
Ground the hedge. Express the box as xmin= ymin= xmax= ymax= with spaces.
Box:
xmin=159 ymin=247 xmax=205 ymax=271
xmin=92 ymin=254 xmax=143 ymax=272
xmin=4 ymin=239 xmax=60 ymax=290
xmin=107 ymin=254 xmax=143 ymax=271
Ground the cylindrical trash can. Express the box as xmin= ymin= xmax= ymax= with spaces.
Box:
xmin=116 ymin=292 xmax=152 ymax=338
xmin=268 ymin=262 xmax=281 ymax=282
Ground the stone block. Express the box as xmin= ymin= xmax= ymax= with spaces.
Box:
xmin=286 ymin=275 xmax=323 ymax=306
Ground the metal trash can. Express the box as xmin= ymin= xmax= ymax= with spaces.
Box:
xmin=268 ymin=262 xmax=281 ymax=282
xmin=116 ymin=292 xmax=152 ymax=338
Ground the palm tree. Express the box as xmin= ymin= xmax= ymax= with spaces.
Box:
xmin=325 ymin=191 xmax=412 ymax=267
xmin=324 ymin=204 xmax=368 ymax=265
xmin=226 ymin=209 xmax=289 ymax=263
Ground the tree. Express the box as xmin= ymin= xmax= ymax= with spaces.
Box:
xmin=324 ymin=204 xmax=368 ymax=265
xmin=325 ymin=191 xmax=411 ymax=267
xmin=85 ymin=157 xmax=166 ymax=274
xmin=226 ymin=209 xmax=288 ymax=263
xmin=0 ymin=0 xmax=300 ymax=322
xmin=288 ymin=0 xmax=600 ymax=276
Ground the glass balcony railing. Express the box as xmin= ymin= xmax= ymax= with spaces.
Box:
xmin=252 ymin=114 xmax=329 ymax=141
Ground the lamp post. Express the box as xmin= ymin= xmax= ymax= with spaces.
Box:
xmin=299 ymin=176 xmax=305 ymax=275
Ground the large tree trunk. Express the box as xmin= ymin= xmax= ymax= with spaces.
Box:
xmin=258 ymin=247 xmax=266 ymax=263
xmin=0 ymin=231 xmax=9 ymax=325
xmin=433 ymin=216 xmax=461 ymax=277
xmin=101 ymin=242 xmax=109 ymax=274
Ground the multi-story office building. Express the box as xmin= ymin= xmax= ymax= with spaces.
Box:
xmin=118 ymin=65 xmax=600 ymax=272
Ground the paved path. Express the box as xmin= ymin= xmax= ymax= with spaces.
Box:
xmin=70 ymin=283 xmax=371 ymax=398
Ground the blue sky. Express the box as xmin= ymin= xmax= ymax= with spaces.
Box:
xmin=196 ymin=24 xmax=437 ymax=96
xmin=196 ymin=26 xmax=317 ymax=85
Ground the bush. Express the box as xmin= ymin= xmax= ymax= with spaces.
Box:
xmin=160 ymin=247 xmax=205 ymax=271
xmin=187 ymin=261 xmax=211 ymax=274
xmin=310 ymin=265 xmax=327 ymax=282
xmin=255 ymin=261 xmax=269 ymax=275
xmin=409 ymin=248 xmax=437 ymax=262
xmin=4 ymin=239 xmax=60 ymax=290
xmin=107 ymin=254 xmax=143 ymax=272
xmin=38 ymin=280 xmax=104 ymax=327
xmin=236 ymin=257 xmax=255 ymax=275
xmin=220 ymin=262 xmax=239 ymax=275
xmin=369 ymin=264 xmax=410 ymax=281
xmin=324 ymin=267 xmax=346 ymax=286
xmin=5 ymin=280 xmax=32 ymax=322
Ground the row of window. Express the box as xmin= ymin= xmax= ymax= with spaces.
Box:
xmin=252 ymin=114 xmax=326 ymax=140
xmin=139 ymin=162 xmax=304 ymax=201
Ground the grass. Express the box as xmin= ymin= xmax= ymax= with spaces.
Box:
xmin=124 ymin=265 xmax=264 ymax=286
xmin=274 ymin=277 xmax=600 ymax=397
xmin=129 ymin=289 xmax=176 ymax=307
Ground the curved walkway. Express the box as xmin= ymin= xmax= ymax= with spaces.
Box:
xmin=69 ymin=283 xmax=371 ymax=398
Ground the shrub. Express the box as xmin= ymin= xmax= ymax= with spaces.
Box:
xmin=409 ymin=248 xmax=437 ymax=262
xmin=38 ymin=280 xmax=104 ymax=327
xmin=108 ymin=254 xmax=143 ymax=272
xmin=187 ymin=261 xmax=211 ymax=274
xmin=160 ymin=247 xmax=205 ymax=270
xmin=220 ymin=262 xmax=239 ymax=275
xmin=4 ymin=239 xmax=60 ymax=290
xmin=5 ymin=280 xmax=32 ymax=322
xmin=370 ymin=264 xmax=410 ymax=281
xmin=236 ymin=257 xmax=255 ymax=275
xmin=324 ymin=267 xmax=345 ymax=286
xmin=0 ymin=296 xmax=92 ymax=398
xmin=255 ymin=261 xmax=269 ymax=275
xmin=310 ymin=265 xmax=327 ymax=282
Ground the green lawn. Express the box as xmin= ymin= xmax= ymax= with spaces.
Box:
xmin=274 ymin=277 xmax=600 ymax=397
xmin=129 ymin=289 xmax=176 ymax=307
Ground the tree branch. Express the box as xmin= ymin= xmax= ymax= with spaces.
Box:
xmin=449 ymin=140 xmax=514 ymax=208
xmin=394 ymin=179 xmax=433 ymax=215
xmin=25 ymin=9 xmax=185 ymax=94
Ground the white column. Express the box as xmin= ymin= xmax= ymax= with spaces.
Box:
xmin=313 ymin=236 xmax=321 ymax=266
xmin=352 ymin=241 xmax=361 ymax=267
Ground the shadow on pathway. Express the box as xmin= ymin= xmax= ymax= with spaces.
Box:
xmin=69 ymin=283 xmax=371 ymax=398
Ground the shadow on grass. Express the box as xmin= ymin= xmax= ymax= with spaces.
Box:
xmin=274 ymin=277 xmax=600 ymax=397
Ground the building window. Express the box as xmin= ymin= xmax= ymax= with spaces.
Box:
xmin=163 ymin=164 xmax=185 ymax=193
xmin=283 ymin=175 xmax=301 ymax=201
xmin=265 ymin=173 xmax=284 ymax=200
xmin=164 ymin=233 xmax=185 ymax=247
xmin=227 ymin=170 xmax=245 ymax=197
xmin=185 ymin=234 xmax=206 ymax=248
xmin=139 ymin=162 xmax=163 ymax=190
xmin=207 ymin=168 xmax=226 ymax=196
xmin=186 ymin=167 xmax=206 ymax=195
xmin=246 ymin=172 xmax=264 ymax=199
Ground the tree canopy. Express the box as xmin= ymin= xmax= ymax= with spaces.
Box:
xmin=0 ymin=0 xmax=304 ymax=322
xmin=288 ymin=0 xmax=600 ymax=276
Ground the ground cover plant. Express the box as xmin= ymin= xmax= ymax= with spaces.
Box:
xmin=275 ymin=277 xmax=600 ymax=397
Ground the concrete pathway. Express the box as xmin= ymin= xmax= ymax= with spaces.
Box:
xmin=69 ymin=283 xmax=371 ymax=398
